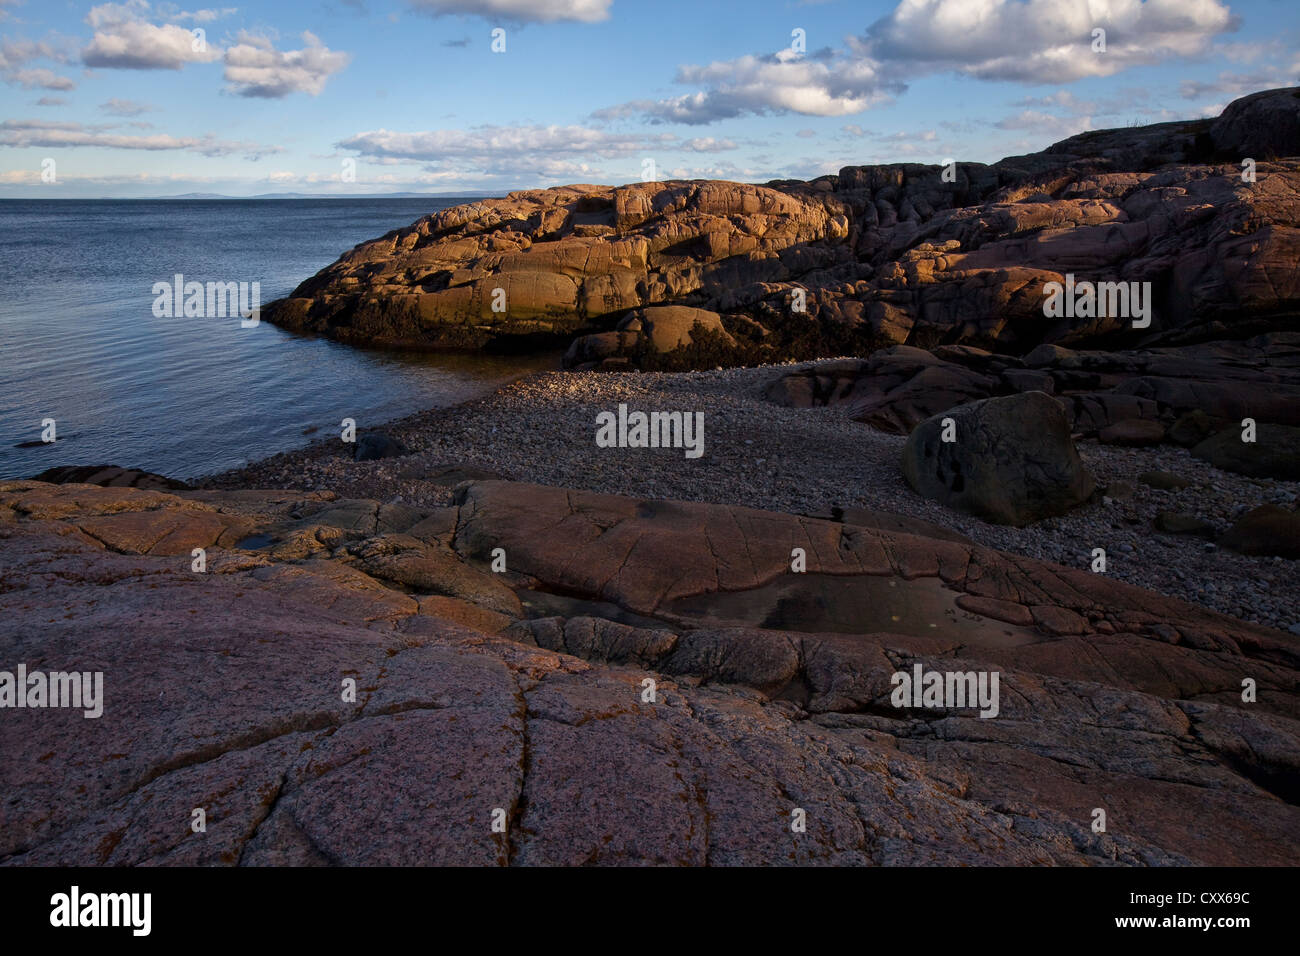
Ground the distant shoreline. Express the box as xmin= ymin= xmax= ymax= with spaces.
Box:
xmin=0 ymin=193 xmax=498 ymax=201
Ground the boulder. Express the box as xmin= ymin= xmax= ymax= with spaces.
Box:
xmin=29 ymin=464 xmax=189 ymax=491
xmin=1209 ymin=87 xmax=1300 ymax=159
xmin=1140 ymin=470 xmax=1193 ymax=491
xmin=1154 ymin=511 xmax=1217 ymax=538
xmin=639 ymin=306 xmax=734 ymax=353
xmin=1192 ymin=424 xmax=1300 ymax=480
xmin=1169 ymin=410 xmax=1220 ymax=447
xmin=1098 ymin=419 xmax=1166 ymax=446
xmin=563 ymin=306 xmax=736 ymax=369
xmin=900 ymin=392 xmax=1097 ymax=526
xmin=353 ymin=432 xmax=408 ymax=462
xmin=1219 ymin=505 xmax=1300 ymax=558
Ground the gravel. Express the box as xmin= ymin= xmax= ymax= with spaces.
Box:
xmin=202 ymin=357 xmax=1300 ymax=633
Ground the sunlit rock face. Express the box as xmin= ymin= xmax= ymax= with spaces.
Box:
xmin=266 ymin=89 xmax=1300 ymax=370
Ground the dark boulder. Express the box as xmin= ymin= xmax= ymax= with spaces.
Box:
xmin=353 ymin=432 xmax=408 ymax=462
xmin=901 ymin=392 xmax=1096 ymax=526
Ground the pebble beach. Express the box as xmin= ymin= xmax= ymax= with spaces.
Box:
xmin=202 ymin=358 xmax=1300 ymax=634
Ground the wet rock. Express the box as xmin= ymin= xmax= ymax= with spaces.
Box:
xmin=353 ymin=432 xmax=408 ymax=462
xmin=29 ymin=464 xmax=189 ymax=491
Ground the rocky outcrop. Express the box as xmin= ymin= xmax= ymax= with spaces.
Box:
xmin=30 ymin=464 xmax=190 ymax=492
xmin=4 ymin=478 xmax=1297 ymax=865
xmin=562 ymin=305 xmax=735 ymax=370
xmin=900 ymin=392 xmax=1097 ymax=525
xmin=266 ymin=89 xmax=1300 ymax=369
xmin=767 ymin=333 xmax=1300 ymax=440
xmin=1192 ymin=423 xmax=1300 ymax=481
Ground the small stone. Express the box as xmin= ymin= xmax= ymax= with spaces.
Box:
xmin=1139 ymin=470 xmax=1192 ymax=491
xmin=1154 ymin=511 xmax=1217 ymax=538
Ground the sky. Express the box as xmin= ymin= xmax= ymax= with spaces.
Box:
xmin=1 ymin=0 xmax=1297 ymax=197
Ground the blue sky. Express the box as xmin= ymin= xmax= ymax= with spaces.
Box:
xmin=1 ymin=0 xmax=1297 ymax=197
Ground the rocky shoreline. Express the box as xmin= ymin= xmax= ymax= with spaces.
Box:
xmin=198 ymin=357 xmax=1300 ymax=635
xmin=6 ymin=87 xmax=1300 ymax=866
xmin=5 ymin=466 xmax=1298 ymax=865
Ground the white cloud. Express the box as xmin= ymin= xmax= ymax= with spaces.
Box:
xmin=0 ymin=118 xmax=282 ymax=157
xmin=591 ymin=0 xmax=1241 ymax=127
xmin=0 ymin=38 xmax=68 ymax=68
xmin=596 ymin=48 xmax=897 ymax=125
xmin=7 ymin=67 xmax=76 ymax=89
xmin=161 ymin=5 xmax=238 ymax=23
xmin=338 ymin=124 xmax=673 ymax=163
xmin=1014 ymin=90 xmax=1097 ymax=114
xmin=82 ymin=0 xmax=222 ymax=69
xmin=864 ymin=0 xmax=1236 ymax=83
xmin=1180 ymin=64 xmax=1300 ymax=100
xmin=408 ymin=0 xmax=612 ymax=23
xmin=681 ymin=137 xmax=737 ymax=152
xmin=223 ymin=31 xmax=350 ymax=97
xmin=335 ymin=124 xmax=750 ymax=185
xmin=995 ymin=109 xmax=1094 ymax=139
xmin=1 ymin=37 xmax=77 ymax=88
xmin=100 ymin=96 xmax=156 ymax=114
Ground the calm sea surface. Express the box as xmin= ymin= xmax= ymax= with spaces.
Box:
xmin=0 ymin=199 xmax=557 ymax=481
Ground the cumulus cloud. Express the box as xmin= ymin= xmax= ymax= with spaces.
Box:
xmin=223 ymin=31 xmax=350 ymax=97
xmin=595 ymin=48 xmax=898 ymax=125
xmin=81 ymin=0 xmax=221 ymax=69
xmin=408 ymin=0 xmax=611 ymax=23
xmin=0 ymin=38 xmax=68 ymax=68
xmin=1 ymin=37 xmax=78 ymax=89
xmin=864 ymin=0 xmax=1236 ymax=83
xmin=595 ymin=0 xmax=1244 ymax=126
xmin=7 ymin=67 xmax=76 ymax=89
xmin=0 ymin=118 xmax=282 ymax=158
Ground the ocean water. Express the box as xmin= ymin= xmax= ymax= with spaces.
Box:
xmin=0 ymin=199 xmax=557 ymax=481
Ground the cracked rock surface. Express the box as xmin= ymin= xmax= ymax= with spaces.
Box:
xmin=2 ymin=478 xmax=1297 ymax=865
